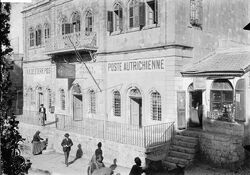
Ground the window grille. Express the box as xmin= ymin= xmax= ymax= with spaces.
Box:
xmin=89 ymin=90 xmax=96 ymax=113
xmin=113 ymin=91 xmax=121 ymax=117
xmin=151 ymin=91 xmax=161 ymax=121
xmin=60 ymin=89 xmax=65 ymax=110
xmin=114 ymin=3 xmax=123 ymax=31
xmin=72 ymin=12 xmax=81 ymax=32
xmin=190 ymin=0 xmax=203 ymax=28
xmin=44 ymin=23 xmax=50 ymax=39
xmin=47 ymin=89 xmax=52 ymax=109
xmin=29 ymin=28 xmax=34 ymax=47
xmin=85 ymin=11 xmax=93 ymax=35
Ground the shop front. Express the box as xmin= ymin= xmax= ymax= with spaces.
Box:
xmin=181 ymin=49 xmax=250 ymax=168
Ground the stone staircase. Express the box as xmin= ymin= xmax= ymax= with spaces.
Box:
xmin=163 ymin=129 xmax=200 ymax=170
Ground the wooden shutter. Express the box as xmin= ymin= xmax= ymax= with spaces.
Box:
xmin=35 ymin=30 xmax=38 ymax=45
xmin=197 ymin=0 xmax=203 ymax=26
xmin=107 ymin=11 xmax=113 ymax=33
xmin=119 ymin=9 xmax=123 ymax=31
xmin=139 ymin=2 xmax=145 ymax=27
xmin=62 ymin=24 xmax=65 ymax=35
xmin=154 ymin=0 xmax=158 ymax=24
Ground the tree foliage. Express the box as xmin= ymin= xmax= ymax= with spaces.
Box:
xmin=0 ymin=3 xmax=30 ymax=175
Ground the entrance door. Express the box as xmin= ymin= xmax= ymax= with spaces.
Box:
xmin=38 ymin=92 xmax=43 ymax=107
xmin=73 ymin=95 xmax=83 ymax=120
xmin=189 ymin=89 xmax=202 ymax=128
xmin=177 ymin=91 xmax=186 ymax=129
xmin=130 ymin=98 xmax=142 ymax=127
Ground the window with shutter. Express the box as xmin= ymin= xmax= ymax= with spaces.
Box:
xmin=151 ymin=91 xmax=161 ymax=121
xmin=146 ymin=0 xmax=158 ymax=25
xmin=29 ymin=28 xmax=34 ymax=47
xmin=107 ymin=11 xmax=114 ymax=33
xmin=190 ymin=0 xmax=202 ymax=28
xmin=139 ymin=2 xmax=145 ymax=27
xmin=72 ymin=12 xmax=81 ymax=32
xmin=129 ymin=0 xmax=140 ymax=28
xmin=44 ymin=23 xmax=50 ymax=39
xmin=85 ymin=11 xmax=93 ymax=35
xmin=114 ymin=3 xmax=123 ymax=32
xmin=36 ymin=26 xmax=42 ymax=46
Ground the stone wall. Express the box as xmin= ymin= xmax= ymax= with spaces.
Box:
xmin=200 ymin=132 xmax=245 ymax=169
xmin=19 ymin=123 xmax=170 ymax=168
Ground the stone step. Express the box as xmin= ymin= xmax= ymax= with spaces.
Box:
xmin=165 ymin=156 xmax=190 ymax=165
xmin=162 ymin=161 xmax=185 ymax=170
xmin=170 ymin=145 xmax=196 ymax=154
xmin=169 ymin=151 xmax=195 ymax=160
xmin=174 ymin=135 xmax=199 ymax=144
xmin=176 ymin=130 xmax=201 ymax=138
xmin=173 ymin=140 xmax=197 ymax=149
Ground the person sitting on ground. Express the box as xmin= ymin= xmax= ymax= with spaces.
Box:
xmin=32 ymin=130 xmax=47 ymax=155
xmin=129 ymin=157 xmax=145 ymax=175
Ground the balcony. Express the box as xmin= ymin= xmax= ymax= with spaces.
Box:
xmin=44 ymin=31 xmax=97 ymax=55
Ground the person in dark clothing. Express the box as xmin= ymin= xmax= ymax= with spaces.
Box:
xmin=39 ymin=104 xmax=46 ymax=126
xmin=73 ymin=144 xmax=83 ymax=162
xmin=95 ymin=142 xmax=103 ymax=158
xmin=129 ymin=157 xmax=145 ymax=175
xmin=61 ymin=133 xmax=73 ymax=167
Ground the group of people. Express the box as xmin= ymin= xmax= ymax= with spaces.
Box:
xmin=32 ymin=131 xmax=145 ymax=175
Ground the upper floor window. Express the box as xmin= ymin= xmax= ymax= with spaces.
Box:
xmin=62 ymin=16 xmax=71 ymax=35
xmin=44 ymin=23 xmax=50 ymax=39
xmin=146 ymin=0 xmax=158 ymax=25
xmin=35 ymin=25 xmax=42 ymax=46
xmin=60 ymin=89 xmax=65 ymax=110
xmin=151 ymin=91 xmax=161 ymax=121
xmin=113 ymin=91 xmax=121 ymax=117
xmin=190 ymin=0 xmax=203 ymax=28
xmin=114 ymin=3 xmax=123 ymax=32
xmin=89 ymin=89 xmax=96 ymax=113
xmin=29 ymin=27 xmax=34 ymax=47
xmin=72 ymin=12 xmax=81 ymax=32
xmin=129 ymin=0 xmax=139 ymax=28
xmin=85 ymin=11 xmax=93 ymax=35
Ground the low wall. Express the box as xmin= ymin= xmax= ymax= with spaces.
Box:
xmin=19 ymin=123 xmax=169 ymax=168
xmin=200 ymin=119 xmax=245 ymax=169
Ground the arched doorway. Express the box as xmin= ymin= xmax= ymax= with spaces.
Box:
xmin=128 ymin=87 xmax=142 ymax=127
xmin=188 ymin=83 xmax=203 ymax=128
xmin=36 ymin=86 xmax=44 ymax=110
xmin=72 ymin=84 xmax=83 ymax=121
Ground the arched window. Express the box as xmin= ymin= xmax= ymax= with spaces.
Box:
xmin=129 ymin=0 xmax=139 ymax=28
xmin=151 ymin=91 xmax=161 ymax=121
xmin=89 ymin=90 xmax=96 ymax=113
xmin=60 ymin=89 xmax=66 ymax=110
xmin=72 ymin=12 xmax=81 ymax=32
xmin=47 ymin=89 xmax=52 ymax=109
xmin=114 ymin=3 xmax=123 ymax=31
xmin=190 ymin=0 xmax=203 ymax=28
xmin=85 ymin=11 xmax=93 ymax=35
xmin=113 ymin=91 xmax=121 ymax=117
xmin=44 ymin=23 xmax=50 ymax=39
xmin=29 ymin=27 xmax=34 ymax=47
xmin=35 ymin=25 xmax=42 ymax=46
xmin=210 ymin=79 xmax=233 ymax=112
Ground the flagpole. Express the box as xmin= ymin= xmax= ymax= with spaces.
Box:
xmin=67 ymin=36 xmax=102 ymax=92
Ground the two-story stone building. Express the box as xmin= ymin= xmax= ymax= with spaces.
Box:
xmin=22 ymin=0 xmax=250 ymax=168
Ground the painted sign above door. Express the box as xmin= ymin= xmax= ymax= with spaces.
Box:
xmin=107 ymin=58 xmax=165 ymax=72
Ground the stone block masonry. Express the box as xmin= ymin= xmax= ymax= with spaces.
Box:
xmin=200 ymin=132 xmax=245 ymax=169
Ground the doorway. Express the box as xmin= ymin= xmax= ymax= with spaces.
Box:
xmin=38 ymin=92 xmax=44 ymax=108
xmin=188 ymin=84 xmax=203 ymax=128
xmin=129 ymin=88 xmax=142 ymax=127
xmin=73 ymin=95 xmax=83 ymax=121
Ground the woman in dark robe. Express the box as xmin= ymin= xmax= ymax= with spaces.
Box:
xmin=32 ymin=130 xmax=47 ymax=155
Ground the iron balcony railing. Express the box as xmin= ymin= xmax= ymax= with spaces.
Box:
xmin=56 ymin=114 xmax=175 ymax=148
xmin=44 ymin=31 xmax=97 ymax=54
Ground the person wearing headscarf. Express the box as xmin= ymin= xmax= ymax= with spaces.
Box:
xmin=32 ymin=130 xmax=47 ymax=155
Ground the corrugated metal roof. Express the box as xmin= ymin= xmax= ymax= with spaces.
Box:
xmin=181 ymin=50 xmax=250 ymax=77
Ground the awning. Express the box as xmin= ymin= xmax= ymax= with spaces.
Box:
xmin=181 ymin=49 xmax=250 ymax=78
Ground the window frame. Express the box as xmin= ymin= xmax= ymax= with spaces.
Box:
xmin=35 ymin=25 xmax=42 ymax=46
xmin=72 ymin=12 xmax=81 ymax=33
xmin=44 ymin=23 xmax=50 ymax=39
xmin=29 ymin=27 xmax=35 ymax=47
xmin=151 ymin=91 xmax=162 ymax=121
xmin=113 ymin=90 xmax=121 ymax=117
xmin=85 ymin=11 xmax=93 ymax=35
xmin=190 ymin=0 xmax=203 ymax=28
xmin=146 ymin=0 xmax=158 ymax=26
xmin=60 ymin=89 xmax=66 ymax=110
xmin=129 ymin=0 xmax=139 ymax=28
xmin=113 ymin=3 xmax=123 ymax=32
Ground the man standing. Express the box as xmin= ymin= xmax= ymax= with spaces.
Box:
xmin=61 ymin=133 xmax=73 ymax=167
xmin=39 ymin=104 xmax=46 ymax=126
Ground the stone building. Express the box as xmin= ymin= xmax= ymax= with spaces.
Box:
xmin=22 ymin=0 xmax=250 ymax=168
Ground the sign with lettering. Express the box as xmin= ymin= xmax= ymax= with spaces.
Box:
xmin=56 ymin=63 xmax=75 ymax=79
xmin=107 ymin=58 xmax=165 ymax=72
xmin=25 ymin=67 xmax=51 ymax=75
